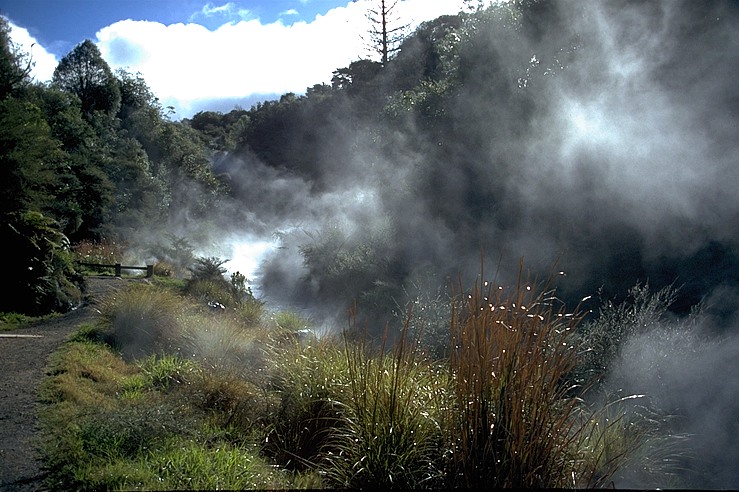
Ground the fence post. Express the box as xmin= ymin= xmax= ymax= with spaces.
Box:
xmin=115 ymin=263 xmax=122 ymax=277
xmin=146 ymin=265 xmax=154 ymax=278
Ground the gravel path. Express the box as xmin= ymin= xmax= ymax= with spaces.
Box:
xmin=0 ymin=277 xmax=133 ymax=491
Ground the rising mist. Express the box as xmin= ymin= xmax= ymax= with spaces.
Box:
xmin=208 ymin=0 xmax=739 ymax=327
xmin=136 ymin=1 xmax=738 ymax=487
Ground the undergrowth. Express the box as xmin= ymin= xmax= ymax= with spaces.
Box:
xmin=37 ymin=259 xmax=688 ymax=490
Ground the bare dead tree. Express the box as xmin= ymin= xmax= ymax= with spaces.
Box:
xmin=364 ymin=0 xmax=409 ymax=66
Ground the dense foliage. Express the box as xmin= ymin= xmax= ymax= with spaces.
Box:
xmin=3 ymin=0 xmax=736 ymax=323
xmin=4 ymin=0 xmax=737 ymax=487
xmin=0 ymin=17 xmax=224 ymax=314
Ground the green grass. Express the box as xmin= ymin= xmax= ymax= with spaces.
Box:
xmin=322 ymin=319 xmax=449 ymax=489
xmin=37 ymin=260 xmax=685 ymax=490
xmin=0 ymin=311 xmax=61 ymax=330
xmin=38 ymin=326 xmax=311 ymax=490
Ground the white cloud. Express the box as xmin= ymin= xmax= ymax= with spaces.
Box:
xmin=189 ymin=2 xmax=254 ymax=23
xmin=93 ymin=0 xmax=472 ymax=118
xmin=280 ymin=9 xmax=300 ymax=17
xmin=202 ymin=2 xmax=236 ymax=16
xmin=7 ymin=21 xmax=58 ymax=83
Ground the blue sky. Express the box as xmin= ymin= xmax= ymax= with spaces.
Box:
xmin=1 ymin=1 xmax=358 ymax=58
xmin=2 ymin=0 xmax=475 ymax=118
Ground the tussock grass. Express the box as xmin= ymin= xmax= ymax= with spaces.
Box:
xmin=444 ymin=261 xmax=588 ymax=488
xmin=269 ymin=310 xmax=312 ymax=332
xmin=263 ymin=335 xmax=349 ymax=472
xmin=38 ymin=260 xmax=684 ymax=490
xmin=184 ymin=367 xmax=279 ymax=434
xmin=97 ymin=283 xmax=192 ymax=360
xmin=322 ymin=318 xmax=449 ymax=489
xmin=235 ymin=297 xmax=266 ymax=327
xmin=138 ymin=353 xmax=198 ymax=390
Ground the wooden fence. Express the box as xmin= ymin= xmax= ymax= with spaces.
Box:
xmin=78 ymin=262 xmax=154 ymax=278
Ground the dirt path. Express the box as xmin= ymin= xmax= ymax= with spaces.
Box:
xmin=0 ymin=277 xmax=135 ymax=492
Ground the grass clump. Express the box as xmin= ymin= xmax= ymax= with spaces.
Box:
xmin=571 ymin=395 xmax=688 ymax=489
xmin=138 ymin=353 xmax=198 ymax=390
xmin=38 ymin=260 xmax=683 ymax=490
xmin=269 ymin=310 xmax=311 ymax=332
xmin=444 ymin=261 xmax=588 ymax=488
xmin=322 ymin=320 xmax=449 ymax=489
xmin=97 ymin=283 xmax=193 ymax=360
xmin=262 ymin=335 xmax=349 ymax=473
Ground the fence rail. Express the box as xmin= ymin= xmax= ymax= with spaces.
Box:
xmin=78 ymin=262 xmax=154 ymax=278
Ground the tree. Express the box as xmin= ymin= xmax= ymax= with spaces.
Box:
xmin=52 ymin=40 xmax=121 ymax=118
xmin=25 ymin=85 xmax=117 ymax=240
xmin=365 ymin=0 xmax=408 ymax=66
xmin=0 ymin=16 xmax=33 ymax=99
xmin=1 ymin=210 xmax=82 ymax=315
xmin=0 ymin=98 xmax=62 ymax=217
xmin=331 ymin=59 xmax=383 ymax=92
xmin=0 ymin=97 xmax=83 ymax=314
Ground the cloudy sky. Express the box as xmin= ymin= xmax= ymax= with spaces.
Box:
xmin=3 ymin=0 xmax=476 ymax=118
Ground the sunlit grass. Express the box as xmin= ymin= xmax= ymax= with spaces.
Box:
xmin=38 ymin=261 xmax=685 ymax=490
xmin=443 ymin=261 xmax=587 ymax=488
xmin=38 ymin=326 xmax=308 ymax=491
xmin=0 ymin=311 xmax=60 ymax=330
xmin=321 ymin=317 xmax=449 ymax=489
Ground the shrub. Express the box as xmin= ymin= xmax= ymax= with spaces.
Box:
xmin=3 ymin=210 xmax=83 ymax=314
xmin=72 ymin=238 xmax=125 ymax=267
xmin=184 ymin=257 xmax=262 ymax=311
xmin=572 ymin=283 xmax=679 ymax=389
xmin=395 ymin=271 xmax=452 ymax=360
xmin=143 ymin=232 xmax=196 ymax=278
xmin=152 ymin=260 xmax=177 ymax=277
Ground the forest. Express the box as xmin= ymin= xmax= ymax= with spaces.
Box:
xmin=1 ymin=0 xmax=738 ymax=488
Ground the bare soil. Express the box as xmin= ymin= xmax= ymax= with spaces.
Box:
xmin=0 ymin=277 xmax=140 ymax=491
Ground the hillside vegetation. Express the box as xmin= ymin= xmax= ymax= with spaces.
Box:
xmin=38 ymin=259 xmax=689 ymax=490
xmin=2 ymin=0 xmax=738 ymax=488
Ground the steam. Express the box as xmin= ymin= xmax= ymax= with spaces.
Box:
xmin=127 ymin=1 xmax=738 ymax=486
xmin=606 ymin=316 xmax=739 ymax=488
xmin=182 ymin=1 xmax=738 ymax=327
